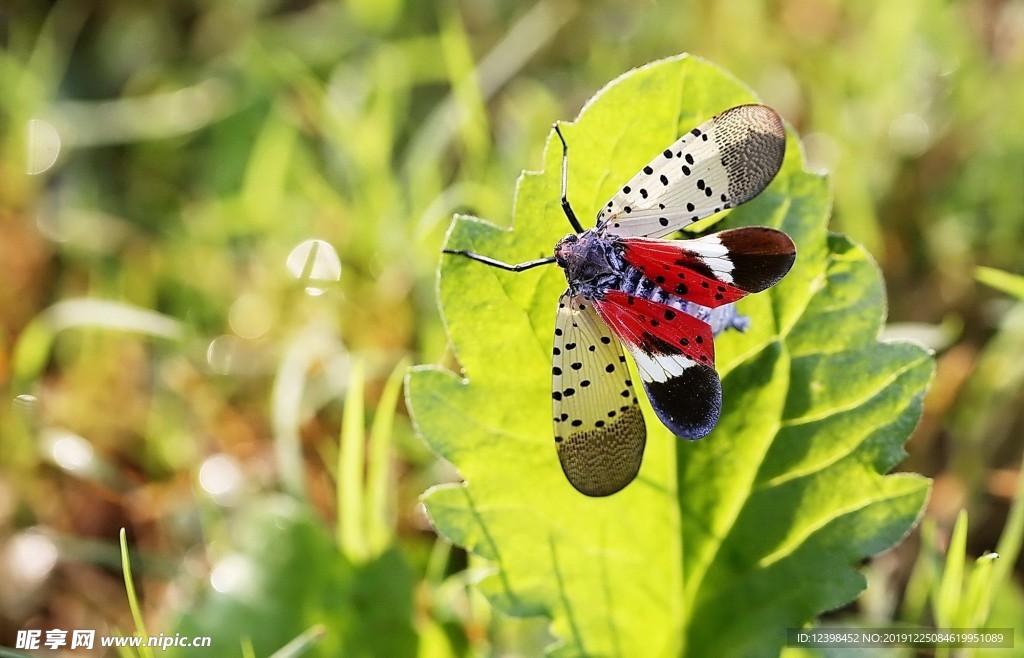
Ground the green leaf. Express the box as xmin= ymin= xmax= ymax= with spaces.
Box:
xmin=407 ymin=54 xmax=933 ymax=657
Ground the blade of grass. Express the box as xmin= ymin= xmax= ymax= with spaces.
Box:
xmin=51 ymin=78 xmax=235 ymax=146
xmin=338 ymin=359 xmax=366 ymax=561
xmin=273 ymin=328 xmax=348 ymax=500
xmin=980 ymin=448 xmax=1024 ymax=624
xmin=901 ymin=518 xmax=938 ymax=624
xmin=240 ymin=105 xmax=297 ymax=226
xmin=976 ymin=266 xmax=1024 ymax=300
xmin=119 ymin=528 xmax=154 ymax=658
xmin=113 ymin=638 xmax=136 ymax=658
xmin=934 ymin=510 xmax=967 ymax=629
xmin=957 ymin=267 xmax=1024 ymax=629
xmin=402 ymin=0 xmax=574 ymax=189
xmin=16 ymin=0 xmax=89 ymax=107
xmin=267 ymin=624 xmax=326 ymax=658
xmin=947 ymin=302 xmax=1024 ymax=526
xmin=437 ymin=5 xmax=490 ymax=167
xmin=365 ymin=357 xmax=409 ymax=556
xmin=962 ymin=552 xmax=999 ymax=629
xmin=10 ymin=299 xmax=184 ymax=390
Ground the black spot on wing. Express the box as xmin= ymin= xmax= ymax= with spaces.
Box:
xmin=642 ymin=365 xmax=721 ymax=440
xmin=641 ymin=332 xmax=684 ymax=356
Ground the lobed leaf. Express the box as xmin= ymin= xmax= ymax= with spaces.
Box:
xmin=407 ymin=54 xmax=932 ymax=657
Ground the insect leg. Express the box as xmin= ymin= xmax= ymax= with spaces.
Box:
xmin=442 ymin=249 xmax=556 ymax=272
xmin=553 ymin=124 xmax=585 ymax=234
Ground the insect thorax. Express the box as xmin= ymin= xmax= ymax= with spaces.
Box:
xmin=554 ymin=230 xmax=624 ymax=296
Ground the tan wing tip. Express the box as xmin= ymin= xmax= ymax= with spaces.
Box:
xmin=556 ymin=406 xmax=646 ymax=497
xmin=719 ymin=104 xmax=785 ymax=139
xmin=713 ymin=105 xmax=787 ymax=205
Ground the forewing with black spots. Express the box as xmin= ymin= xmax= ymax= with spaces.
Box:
xmin=552 ymin=290 xmax=646 ymax=497
xmin=597 ymin=105 xmax=785 ymax=238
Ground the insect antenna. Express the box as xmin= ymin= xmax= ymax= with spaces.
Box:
xmin=442 ymin=124 xmax=586 ymax=272
xmin=440 ymin=250 xmax=556 ymax=272
xmin=554 ymin=124 xmax=586 ymax=234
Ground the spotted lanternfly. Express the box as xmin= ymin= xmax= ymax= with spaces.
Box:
xmin=444 ymin=105 xmax=796 ymax=497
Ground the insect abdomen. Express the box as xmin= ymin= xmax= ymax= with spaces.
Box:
xmin=615 ymin=265 xmax=748 ymax=336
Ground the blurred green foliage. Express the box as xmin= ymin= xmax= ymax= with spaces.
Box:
xmin=1 ymin=0 xmax=1023 ymax=656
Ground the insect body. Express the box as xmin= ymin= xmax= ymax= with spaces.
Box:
xmin=445 ymin=105 xmax=796 ymax=497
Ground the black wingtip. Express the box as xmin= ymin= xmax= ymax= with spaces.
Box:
xmin=716 ymin=227 xmax=797 ymax=293
xmin=643 ymin=365 xmax=722 ymax=440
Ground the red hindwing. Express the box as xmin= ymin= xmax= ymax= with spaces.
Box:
xmin=617 ymin=227 xmax=797 ymax=308
xmin=592 ymin=290 xmax=715 ymax=366
xmin=618 ymin=238 xmax=747 ymax=308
